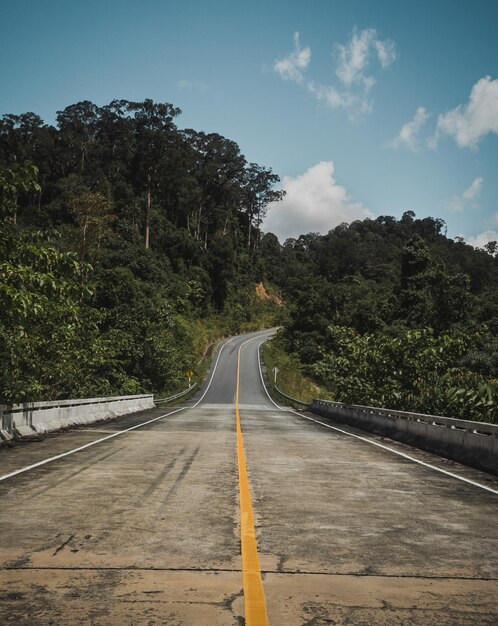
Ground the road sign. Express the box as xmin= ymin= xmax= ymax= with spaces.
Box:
xmin=186 ymin=370 xmax=194 ymax=379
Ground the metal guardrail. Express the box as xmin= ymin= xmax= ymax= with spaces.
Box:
xmin=155 ymin=383 xmax=197 ymax=404
xmin=312 ymin=399 xmax=498 ymax=438
xmin=274 ymin=385 xmax=308 ymax=407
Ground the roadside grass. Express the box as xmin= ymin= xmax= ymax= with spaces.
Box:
xmin=157 ymin=282 xmax=287 ymax=402
xmin=261 ymin=336 xmax=332 ymax=405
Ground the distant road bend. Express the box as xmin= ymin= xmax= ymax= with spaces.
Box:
xmin=0 ymin=329 xmax=497 ymax=625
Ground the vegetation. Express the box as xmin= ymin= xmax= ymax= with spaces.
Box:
xmin=0 ymin=100 xmax=284 ymax=402
xmin=262 ymin=338 xmax=331 ymax=404
xmin=2 ymin=99 xmax=498 ymax=423
xmin=262 ymin=213 xmax=498 ymax=423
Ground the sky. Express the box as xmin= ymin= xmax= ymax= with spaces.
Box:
xmin=1 ymin=0 xmax=498 ymax=246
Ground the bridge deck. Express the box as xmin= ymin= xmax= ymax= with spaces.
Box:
xmin=0 ymin=330 xmax=497 ymax=625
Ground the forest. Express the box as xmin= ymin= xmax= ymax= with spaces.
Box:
xmin=264 ymin=214 xmax=498 ymax=423
xmin=1 ymin=98 xmax=498 ymax=423
xmin=0 ymin=99 xmax=284 ymax=402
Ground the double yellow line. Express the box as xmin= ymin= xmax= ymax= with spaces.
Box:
xmin=236 ymin=339 xmax=269 ymax=626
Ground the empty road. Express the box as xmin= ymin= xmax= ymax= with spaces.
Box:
xmin=0 ymin=329 xmax=497 ymax=625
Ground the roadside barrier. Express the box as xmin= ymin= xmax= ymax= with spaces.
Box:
xmin=273 ymin=385 xmax=308 ymax=408
xmin=310 ymin=399 xmax=498 ymax=475
xmin=0 ymin=394 xmax=154 ymax=442
xmin=155 ymin=383 xmax=197 ymax=403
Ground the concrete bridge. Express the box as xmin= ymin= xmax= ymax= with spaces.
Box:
xmin=0 ymin=329 xmax=497 ymax=625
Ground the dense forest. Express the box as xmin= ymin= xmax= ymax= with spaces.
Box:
xmin=1 ymin=98 xmax=498 ymax=423
xmin=0 ymin=99 xmax=284 ymax=402
xmin=264 ymin=215 xmax=498 ymax=422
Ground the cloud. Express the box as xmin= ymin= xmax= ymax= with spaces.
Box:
xmin=273 ymin=28 xmax=396 ymax=119
xmin=308 ymin=82 xmax=373 ymax=117
xmin=465 ymin=230 xmax=498 ymax=251
xmin=317 ymin=27 xmax=396 ymax=119
xmin=433 ymin=76 xmax=498 ymax=149
xmin=262 ymin=161 xmax=373 ymax=241
xmin=274 ymin=32 xmax=311 ymax=83
xmin=449 ymin=176 xmax=484 ymax=211
xmin=335 ymin=27 xmax=396 ymax=88
xmin=462 ymin=176 xmax=483 ymax=200
xmin=178 ymin=80 xmax=208 ymax=94
xmin=391 ymin=107 xmax=429 ymax=151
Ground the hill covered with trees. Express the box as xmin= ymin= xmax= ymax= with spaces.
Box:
xmin=262 ymin=214 xmax=498 ymax=422
xmin=2 ymin=98 xmax=498 ymax=423
xmin=0 ymin=99 xmax=284 ymax=402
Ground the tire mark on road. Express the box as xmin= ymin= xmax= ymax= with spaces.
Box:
xmin=164 ymin=447 xmax=200 ymax=500
xmin=143 ymin=447 xmax=186 ymax=497
xmin=28 ymin=448 xmax=125 ymax=499
xmin=53 ymin=535 xmax=75 ymax=557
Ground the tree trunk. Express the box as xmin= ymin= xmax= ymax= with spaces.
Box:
xmin=145 ymin=180 xmax=151 ymax=250
xmin=247 ymin=211 xmax=252 ymax=249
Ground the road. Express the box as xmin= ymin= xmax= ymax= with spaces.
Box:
xmin=0 ymin=329 xmax=497 ymax=625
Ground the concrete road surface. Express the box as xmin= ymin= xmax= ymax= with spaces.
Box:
xmin=0 ymin=329 xmax=497 ymax=625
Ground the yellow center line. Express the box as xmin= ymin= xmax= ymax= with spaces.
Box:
xmin=236 ymin=339 xmax=269 ymax=626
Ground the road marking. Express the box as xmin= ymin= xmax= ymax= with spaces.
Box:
xmin=0 ymin=337 xmax=232 ymax=484
xmin=256 ymin=340 xmax=498 ymax=496
xmin=236 ymin=338 xmax=269 ymax=626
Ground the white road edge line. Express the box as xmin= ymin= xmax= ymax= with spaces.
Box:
xmin=0 ymin=337 xmax=233 ymax=483
xmin=256 ymin=340 xmax=498 ymax=496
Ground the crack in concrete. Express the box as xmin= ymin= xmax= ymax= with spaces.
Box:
xmin=1 ymin=565 xmax=496 ymax=583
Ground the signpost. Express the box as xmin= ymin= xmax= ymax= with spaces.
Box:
xmin=186 ymin=370 xmax=194 ymax=384
xmin=272 ymin=366 xmax=279 ymax=385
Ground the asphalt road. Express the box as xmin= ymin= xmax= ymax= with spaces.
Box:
xmin=0 ymin=329 xmax=497 ymax=625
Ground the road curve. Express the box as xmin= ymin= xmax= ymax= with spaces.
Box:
xmin=0 ymin=329 xmax=497 ymax=625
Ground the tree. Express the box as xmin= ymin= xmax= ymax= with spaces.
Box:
xmin=243 ymin=163 xmax=284 ymax=251
xmin=128 ymin=99 xmax=181 ymax=249
xmin=69 ymin=191 xmax=115 ymax=258
xmin=0 ymin=160 xmax=41 ymax=223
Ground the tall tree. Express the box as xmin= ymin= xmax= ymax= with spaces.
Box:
xmin=127 ymin=99 xmax=181 ymax=249
xmin=243 ymin=164 xmax=284 ymax=251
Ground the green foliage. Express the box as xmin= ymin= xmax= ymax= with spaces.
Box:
xmin=266 ymin=215 xmax=498 ymax=423
xmin=0 ymin=224 xmax=108 ymax=401
xmin=262 ymin=335 xmax=331 ymax=405
xmin=0 ymin=103 xmax=286 ymax=403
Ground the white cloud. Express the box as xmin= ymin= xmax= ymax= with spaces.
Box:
xmin=465 ymin=230 xmax=498 ymax=251
xmin=262 ymin=161 xmax=373 ymax=241
xmin=391 ymin=107 xmax=429 ymax=151
xmin=308 ymin=82 xmax=373 ymax=117
xmin=449 ymin=176 xmax=484 ymax=211
xmin=273 ymin=28 xmax=396 ymax=119
xmin=178 ymin=80 xmax=208 ymax=94
xmin=462 ymin=176 xmax=483 ymax=200
xmin=319 ymin=27 xmax=396 ymax=118
xmin=335 ymin=27 xmax=396 ymax=88
xmin=374 ymin=39 xmax=397 ymax=69
xmin=274 ymin=32 xmax=311 ymax=83
xmin=433 ymin=76 xmax=498 ymax=149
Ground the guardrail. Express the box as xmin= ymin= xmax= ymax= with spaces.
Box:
xmin=310 ymin=399 xmax=498 ymax=476
xmin=0 ymin=394 xmax=154 ymax=442
xmin=274 ymin=385 xmax=308 ymax=407
xmin=155 ymin=383 xmax=197 ymax=404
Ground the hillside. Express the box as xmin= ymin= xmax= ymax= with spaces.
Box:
xmin=2 ymin=99 xmax=498 ymax=422
xmin=262 ymin=215 xmax=498 ymax=422
xmin=0 ymin=99 xmax=284 ymax=402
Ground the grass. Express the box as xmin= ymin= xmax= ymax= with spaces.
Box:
xmin=261 ymin=335 xmax=332 ymax=405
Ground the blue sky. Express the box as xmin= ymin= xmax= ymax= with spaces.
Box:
xmin=1 ymin=0 xmax=498 ymax=244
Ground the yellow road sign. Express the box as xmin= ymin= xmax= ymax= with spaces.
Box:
xmin=186 ymin=370 xmax=194 ymax=378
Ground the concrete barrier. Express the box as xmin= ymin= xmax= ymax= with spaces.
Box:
xmin=310 ymin=399 xmax=498 ymax=476
xmin=0 ymin=394 xmax=155 ymax=442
